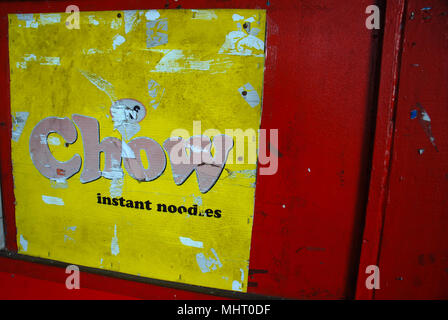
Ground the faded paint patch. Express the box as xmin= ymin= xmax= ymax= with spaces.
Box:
xmin=111 ymin=225 xmax=119 ymax=255
xmin=219 ymin=17 xmax=264 ymax=57
xmin=19 ymin=234 xmax=28 ymax=251
xmin=11 ymin=111 xmax=29 ymax=142
xmin=112 ymin=34 xmax=126 ymax=50
xmin=147 ymin=79 xmax=165 ymax=109
xmin=191 ymin=10 xmax=218 ymax=20
xmin=192 ymin=194 xmax=203 ymax=206
xmin=179 ymin=236 xmax=204 ymax=248
xmin=40 ymin=57 xmax=60 ymax=66
xmin=42 ymin=195 xmax=64 ymax=206
xmin=147 ymin=18 xmax=168 ymax=48
xmin=40 ymin=14 xmax=61 ymax=25
xmin=414 ymin=103 xmax=438 ymax=151
xmin=88 ymin=15 xmax=100 ymax=26
xmin=196 ymin=248 xmax=223 ymax=273
xmin=145 ymin=10 xmax=161 ymax=21
xmin=238 ymin=83 xmax=260 ymax=107
xmin=124 ymin=10 xmax=138 ymax=34
xmin=17 ymin=14 xmax=38 ymax=28
xmin=48 ymin=136 xmax=61 ymax=146
xmin=151 ymin=50 xmax=232 ymax=73
xmin=232 ymin=268 xmax=245 ymax=291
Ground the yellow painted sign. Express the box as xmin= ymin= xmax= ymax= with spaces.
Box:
xmin=9 ymin=9 xmax=266 ymax=292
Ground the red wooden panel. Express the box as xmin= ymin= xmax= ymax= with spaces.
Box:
xmin=0 ymin=0 xmax=383 ymax=299
xmin=0 ymin=256 xmax=226 ymax=299
xmin=372 ymin=0 xmax=448 ymax=299
xmin=355 ymin=0 xmax=406 ymax=300
xmin=248 ymin=0 xmax=381 ymax=299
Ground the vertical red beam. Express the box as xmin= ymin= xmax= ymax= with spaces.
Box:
xmin=355 ymin=0 xmax=406 ymax=300
xmin=0 ymin=7 xmax=18 ymax=251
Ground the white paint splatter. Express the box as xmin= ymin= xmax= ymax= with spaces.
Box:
xmin=111 ymin=225 xmax=120 ymax=256
xmin=124 ymin=10 xmax=138 ymax=34
xmin=40 ymin=14 xmax=61 ymax=25
xmin=196 ymin=248 xmax=223 ymax=273
xmin=179 ymin=236 xmax=204 ymax=248
xmin=191 ymin=10 xmax=218 ymax=20
xmin=19 ymin=234 xmax=28 ymax=252
xmin=192 ymin=194 xmax=203 ymax=206
xmin=40 ymin=57 xmax=60 ymax=66
xmin=148 ymin=79 xmax=165 ymax=109
xmin=48 ymin=136 xmax=61 ymax=146
xmin=219 ymin=27 xmax=265 ymax=57
xmin=17 ymin=14 xmax=38 ymax=28
xmin=112 ymin=34 xmax=126 ymax=50
xmin=42 ymin=195 xmax=64 ymax=206
xmin=121 ymin=141 xmax=136 ymax=159
xmin=227 ymin=169 xmax=256 ymax=179
xmin=88 ymin=15 xmax=100 ymax=25
xmin=152 ymin=49 xmax=185 ymax=73
xmin=11 ymin=111 xmax=29 ymax=142
xmin=145 ymin=10 xmax=160 ymax=21
xmin=232 ymin=268 xmax=245 ymax=292
xmin=238 ymin=83 xmax=260 ymax=107
xmin=232 ymin=14 xmax=244 ymax=21
xmin=64 ymin=235 xmax=74 ymax=242
xmin=111 ymin=19 xmax=122 ymax=30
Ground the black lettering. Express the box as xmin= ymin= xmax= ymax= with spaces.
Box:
xmin=157 ymin=203 xmax=167 ymax=212
xmin=188 ymin=204 xmax=198 ymax=216
xmin=168 ymin=205 xmax=177 ymax=213
xmin=205 ymin=209 xmax=213 ymax=217
xmin=144 ymin=200 xmax=152 ymax=210
xmin=178 ymin=206 xmax=187 ymax=214
xmin=102 ymin=196 xmax=111 ymax=205
xmin=214 ymin=210 xmax=222 ymax=218
xmin=112 ymin=198 xmax=119 ymax=206
xmin=126 ymin=200 xmax=134 ymax=208
xmin=134 ymin=201 xmax=144 ymax=209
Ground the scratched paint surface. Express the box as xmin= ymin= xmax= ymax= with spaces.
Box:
xmin=9 ymin=9 xmax=266 ymax=292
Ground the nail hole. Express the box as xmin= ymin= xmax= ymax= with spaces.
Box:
xmin=242 ymin=91 xmax=247 ymax=96
xmin=117 ymin=13 xmax=122 ymax=18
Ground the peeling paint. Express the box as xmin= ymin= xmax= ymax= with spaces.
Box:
xmin=147 ymin=79 xmax=165 ymax=109
xmin=48 ymin=136 xmax=61 ymax=146
xmin=145 ymin=10 xmax=161 ymax=21
xmin=124 ymin=10 xmax=138 ymax=34
xmin=191 ymin=10 xmax=218 ymax=20
xmin=238 ymin=83 xmax=260 ymax=107
xmin=88 ymin=16 xmax=100 ymax=26
xmin=11 ymin=111 xmax=29 ymax=142
xmin=232 ymin=268 xmax=245 ymax=291
xmin=40 ymin=14 xmax=61 ymax=25
xmin=196 ymin=248 xmax=222 ymax=273
xmin=40 ymin=57 xmax=60 ymax=66
xmin=112 ymin=34 xmax=126 ymax=50
xmin=111 ymin=225 xmax=120 ymax=256
xmin=179 ymin=236 xmax=204 ymax=248
xmin=147 ymin=18 xmax=168 ymax=48
xmin=19 ymin=234 xmax=28 ymax=251
xmin=414 ymin=103 xmax=438 ymax=151
xmin=17 ymin=14 xmax=38 ymax=28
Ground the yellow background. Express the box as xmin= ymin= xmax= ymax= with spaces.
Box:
xmin=9 ymin=9 xmax=266 ymax=292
